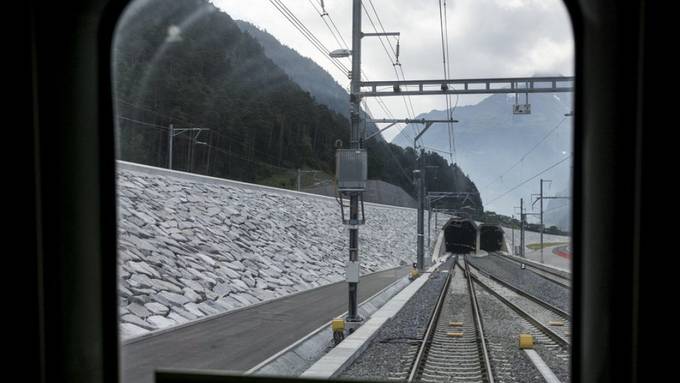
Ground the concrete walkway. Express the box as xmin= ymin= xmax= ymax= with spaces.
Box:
xmin=302 ymin=256 xmax=449 ymax=378
xmin=121 ymin=266 xmax=408 ymax=383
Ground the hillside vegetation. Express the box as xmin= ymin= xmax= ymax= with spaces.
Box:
xmin=113 ymin=0 xmax=482 ymax=211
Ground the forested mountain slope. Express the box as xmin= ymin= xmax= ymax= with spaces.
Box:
xmin=113 ymin=0 xmax=481 ymax=210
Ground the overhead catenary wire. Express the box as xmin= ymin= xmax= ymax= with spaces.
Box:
xmin=443 ymin=0 xmax=458 ymax=162
xmin=119 ymin=96 xmax=411 ymax=183
xmin=269 ymin=0 xmax=349 ymax=76
xmin=117 ymin=111 xmax=285 ymax=165
xmin=543 ymin=203 xmax=570 ymax=214
xmin=362 ymin=0 xmax=419 ymax=141
xmin=486 ymin=155 xmax=572 ymax=205
xmin=362 ymin=99 xmax=413 ymax=184
xmin=307 ymin=0 xmax=410 ymax=144
xmin=117 ymin=98 xmax=201 ymax=129
xmin=117 ymin=98 xmax=267 ymax=148
xmin=437 ymin=0 xmax=457 ymax=164
xmin=483 ymin=116 xmax=569 ymax=190
xmin=117 ymin=115 xmax=171 ymax=130
xmin=366 ymin=0 xmax=416 ymax=119
xmin=308 ymin=0 xmax=346 ymax=50
xmin=270 ymin=0 xmax=348 ymax=73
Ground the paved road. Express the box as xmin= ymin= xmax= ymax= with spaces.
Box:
xmin=121 ymin=266 xmax=409 ymax=383
xmin=553 ymin=245 xmax=572 ymax=259
xmin=524 ymin=244 xmax=571 ymax=270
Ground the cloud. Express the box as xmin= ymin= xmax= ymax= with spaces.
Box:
xmin=211 ymin=0 xmax=573 ymax=163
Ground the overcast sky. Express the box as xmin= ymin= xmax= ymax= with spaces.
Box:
xmin=212 ymin=0 xmax=574 ymax=142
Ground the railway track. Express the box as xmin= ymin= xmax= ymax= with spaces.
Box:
xmin=405 ymin=257 xmax=493 ymax=383
xmin=467 ymin=257 xmax=570 ymax=378
xmin=468 ymin=261 xmax=570 ymax=321
xmin=386 ymin=254 xmax=569 ymax=383
xmin=496 ymin=254 xmax=571 ymax=288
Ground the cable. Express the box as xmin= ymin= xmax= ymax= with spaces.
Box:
xmin=543 ymin=203 xmax=569 ymax=214
xmin=307 ymin=0 xmax=345 ymax=50
xmin=308 ymin=0 xmax=395 ymax=140
xmin=483 ymin=116 xmax=568 ymax=190
xmin=307 ymin=0 xmax=411 ymax=144
xmin=271 ymin=0 xmax=348 ymax=73
xmin=202 ymin=141 xmax=293 ymax=172
xmin=117 ymin=98 xmax=200 ymax=128
xmin=421 ymin=145 xmax=454 ymax=156
xmin=437 ymin=0 xmax=458 ymax=165
xmin=362 ymin=0 xmax=418 ymax=142
xmin=325 ymin=6 xmax=349 ymax=49
xmin=443 ymin=1 xmax=458 ymax=163
xmin=366 ymin=0 xmax=416 ymax=120
xmin=117 ymin=115 xmax=171 ymax=130
xmin=486 ymin=156 xmax=572 ymax=205
xmin=305 ymin=0 xmax=409 ymax=145
xmin=118 ymin=109 xmax=290 ymax=165
xmin=268 ymin=0 xmax=349 ymax=76
xmin=118 ymin=98 xmax=268 ymax=147
xmin=366 ymin=0 xmax=415 ymax=115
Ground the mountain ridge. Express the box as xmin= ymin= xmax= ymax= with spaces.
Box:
xmin=392 ymin=92 xmax=573 ymax=229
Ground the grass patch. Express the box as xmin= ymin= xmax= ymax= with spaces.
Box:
xmin=257 ymin=169 xmax=333 ymax=190
xmin=527 ymin=242 xmax=569 ymax=250
xmin=257 ymin=171 xmax=296 ymax=190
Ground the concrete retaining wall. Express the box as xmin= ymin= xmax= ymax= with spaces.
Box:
xmin=116 ymin=161 xmax=418 ymax=339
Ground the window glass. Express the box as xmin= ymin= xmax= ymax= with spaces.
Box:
xmin=114 ymin=1 xmax=574 ymax=382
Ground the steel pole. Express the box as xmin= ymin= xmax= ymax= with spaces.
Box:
xmin=512 ymin=214 xmax=515 ymax=255
xmin=520 ymin=198 xmax=525 ymax=258
xmin=168 ymin=123 xmax=174 ymax=170
xmin=347 ymin=0 xmax=362 ymax=323
xmin=540 ymin=179 xmax=544 ymax=263
xmin=427 ymin=198 xmax=431 ymax=257
xmin=416 ymin=164 xmax=424 ymax=271
xmin=297 ymin=169 xmax=301 ymax=191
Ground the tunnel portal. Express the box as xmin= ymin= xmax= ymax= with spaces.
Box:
xmin=479 ymin=224 xmax=505 ymax=252
xmin=444 ymin=218 xmax=478 ymax=253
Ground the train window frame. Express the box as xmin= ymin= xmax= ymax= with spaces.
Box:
xmin=25 ymin=0 xmax=656 ymax=382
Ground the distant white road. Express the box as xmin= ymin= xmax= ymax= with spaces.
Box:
xmin=501 ymin=226 xmax=571 ymax=271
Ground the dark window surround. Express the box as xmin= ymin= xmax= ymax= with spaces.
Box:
xmin=19 ymin=0 xmax=667 ymax=382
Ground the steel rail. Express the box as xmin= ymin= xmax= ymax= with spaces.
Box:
xmin=464 ymin=256 xmax=495 ymax=383
xmin=467 ymin=261 xmax=570 ymax=319
xmin=406 ymin=258 xmax=455 ymax=382
xmin=470 ymin=272 xmax=570 ymax=348
xmin=496 ymin=254 xmax=571 ymax=288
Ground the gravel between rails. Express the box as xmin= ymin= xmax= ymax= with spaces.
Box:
xmin=468 ymin=255 xmax=570 ymax=313
xmin=414 ymin=265 xmax=485 ymax=382
xmin=495 ymin=255 xmax=571 ymax=288
xmin=339 ymin=258 xmax=454 ymax=381
xmin=472 ymin=270 xmax=571 ymax=340
xmin=476 ymin=282 xmax=571 ymax=382
xmin=474 ymin=286 xmax=546 ymax=383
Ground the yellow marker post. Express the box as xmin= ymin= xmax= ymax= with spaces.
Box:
xmin=519 ymin=333 xmax=534 ymax=349
xmin=331 ymin=319 xmax=345 ymax=333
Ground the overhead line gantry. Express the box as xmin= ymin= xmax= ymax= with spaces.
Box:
xmin=334 ymin=0 xmax=575 ymax=333
xmin=359 ymin=76 xmax=574 ymax=97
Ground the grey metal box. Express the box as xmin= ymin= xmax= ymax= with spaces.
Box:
xmin=336 ymin=149 xmax=367 ymax=191
xmin=513 ymin=103 xmax=531 ymax=114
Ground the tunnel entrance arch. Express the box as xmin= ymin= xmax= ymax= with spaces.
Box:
xmin=443 ymin=218 xmax=478 ymax=253
xmin=479 ymin=224 xmax=505 ymax=252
